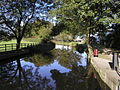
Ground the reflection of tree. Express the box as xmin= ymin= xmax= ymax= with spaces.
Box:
xmin=0 ymin=61 xmax=17 ymax=87
xmin=24 ymin=49 xmax=81 ymax=69
xmin=87 ymin=65 xmax=102 ymax=90
xmin=87 ymin=73 xmax=101 ymax=90
xmin=25 ymin=52 xmax=54 ymax=67
xmin=50 ymin=65 xmax=87 ymax=90
xmin=51 ymin=49 xmax=81 ymax=68
xmin=0 ymin=60 xmax=53 ymax=90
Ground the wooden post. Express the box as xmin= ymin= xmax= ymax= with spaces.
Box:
xmin=27 ymin=43 xmax=29 ymax=47
xmin=5 ymin=44 xmax=7 ymax=51
xmin=24 ymin=43 xmax=26 ymax=47
xmin=21 ymin=43 xmax=22 ymax=48
xmin=16 ymin=44 xmax=17 ymax=50
xmin=11 ymin=44 xmax=13 ymax=50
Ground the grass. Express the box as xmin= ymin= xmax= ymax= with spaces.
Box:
xmin=0 ymin=38 xmax=41 ymax=44
xmin=0 ymin=39 xmax=34 ymax=44
xmin=0 ymin=39 xmax=17 ymax=44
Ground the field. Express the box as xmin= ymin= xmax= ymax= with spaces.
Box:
xmin=0 ymin=38 xmax=40 ymax=52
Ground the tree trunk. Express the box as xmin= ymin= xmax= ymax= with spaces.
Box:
xmin=16 ymin=38 xmax=22 ymax=50
xmin=86 ymin=28 xmax=90 ymax=45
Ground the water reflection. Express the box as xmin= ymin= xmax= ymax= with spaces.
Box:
xmin=0 ymin=59 xmax=54 ymax=90
xmin=0 ymin=48 xmax=101 ymax=90
xmin=74 ymin=51 xmax=87 ymax=67
xmin=55 ymin=45 xmax=72 ymax=50
xmin=50 ymin=65 xmax=87 ymax=90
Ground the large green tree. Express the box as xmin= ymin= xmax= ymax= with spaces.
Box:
xmin=25 ymin=19 xmax=53 ymax=40
xmin=0 ymin=0 xmax=54 ymax=49
xmin=51 ymin=0 xmax=120 ymax=44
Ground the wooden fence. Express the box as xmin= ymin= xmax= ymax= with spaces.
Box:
xmin=0 ymin=43 xmax=36 ymax=52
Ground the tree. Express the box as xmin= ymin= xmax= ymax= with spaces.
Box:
xmin=51 ymin=0 xmax=120 ymax=44
xmin=25 ymin=19 xmax=54 ymax=40
xmin=106 ymin=24 xmax=120 ymax=50
xmin=50 ymin=22 xmax=66 ymax=36
xmin=0 ymin=0 xmax=54 ymax=49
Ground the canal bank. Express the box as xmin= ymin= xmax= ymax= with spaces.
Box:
xmin=87 ymin=44 xmax=120 ymax=90
xmin=90 ymin=56 xmax=120 ymax=90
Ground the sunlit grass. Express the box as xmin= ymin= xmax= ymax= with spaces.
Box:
xmin=0 ymin=39 xmax=17 ymax=44
xmin=0 ymin=39 xmax=34 ymax=44
xmin=0 ymin=38 xmax=38 ymax=52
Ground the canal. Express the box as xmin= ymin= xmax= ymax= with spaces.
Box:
xmin=0 ymin=45 xmax=101 ymax=90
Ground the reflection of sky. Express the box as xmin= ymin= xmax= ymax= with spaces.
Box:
xmin=20 ymin=59 xmax=71 ymax=88
xmin=21 ymin=59 xmax=71 ymax=78
xmin=38 ymin=60 xmax=71 ymax=78
xmin=74 ymin=51 xmax=87 ymax=67
xmin=78 ymin=52 xmax=87 ymax=67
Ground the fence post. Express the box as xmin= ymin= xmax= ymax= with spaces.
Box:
xmin=16 ymin=44 xmax=17 ymax=50
xmin=11 ymin=44 xmax=13 ymax=50
xmin=27 ymin=43 xmax=29 ymax=47
xmin=5 ymin=44 xmax=7 ymax=51
xmin=24 ymin=43 xmax=26 ymax=47
xmin=20 ymin=43 xmax=21 ymax=48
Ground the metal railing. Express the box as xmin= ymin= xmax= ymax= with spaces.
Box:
xmin=0 ymin=43 xmax=36 ymax=52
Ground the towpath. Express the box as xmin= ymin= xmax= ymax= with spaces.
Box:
xmin=91 ymin=56 xmax=120 ymax=90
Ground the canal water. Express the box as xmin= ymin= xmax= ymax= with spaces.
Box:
xmin=0 ymin=45 xmax=101 ymax=90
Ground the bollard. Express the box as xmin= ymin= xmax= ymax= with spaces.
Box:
xmin=112 ymin=52 xmax=119 ymax=70
xmin=93 ymin=49 xmax=98 ymax=57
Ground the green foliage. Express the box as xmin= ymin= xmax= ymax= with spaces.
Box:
xmin=25 ymin=20 xmax=53 ymax=40
xmin=50 ymin=0 xmax=120 ymax=43
xmin=50 ymin=22 xmax=66 ymax=36
xmin=0 ymin=30 xmax=12 ymax=41
xmin=106 ymin=24 xmax=120 ymax=50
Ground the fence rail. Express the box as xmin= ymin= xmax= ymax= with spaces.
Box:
xmin=0 ymin=43 xmax=36 ymax=52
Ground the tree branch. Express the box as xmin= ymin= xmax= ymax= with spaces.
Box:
xmin=20 ymin=1 xmax=37 ymax=39
xmin=1 ymin=15 xmax=18 ymax=38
